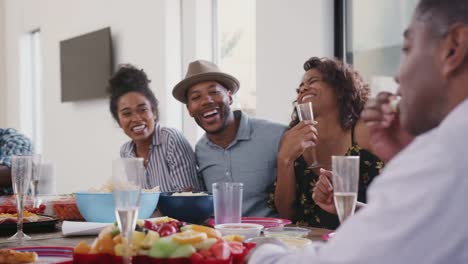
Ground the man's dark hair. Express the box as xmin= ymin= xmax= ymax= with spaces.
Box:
xmin=107 ymin=64 xmax=159 ymax=124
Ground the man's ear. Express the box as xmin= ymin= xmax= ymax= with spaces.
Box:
xmin=227 ymin=90 xmax=233 ymax=105
xmin=442 ymin=24 xmax=468 ymax=78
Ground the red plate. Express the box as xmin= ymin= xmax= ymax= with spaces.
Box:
xmin=207 ymin=217 xmax=292 ymax=228
xmin=10 ymin=246 xmax=73 ymax=264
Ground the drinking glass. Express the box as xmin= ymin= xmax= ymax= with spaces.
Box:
xmin=296 ymin=102 xmax=320 ymax=168
xmin=213 ymin=182 xmax=243 ymax=225
xmin=332 ymin=156 xmax=360 ymax=223
xmin=112 ymin=158 xmax=144 ymax=264
xmin=30 ymin=154 xmax=42 ymax=208
xmin=8 ymin=155 xmax=33 ymax=241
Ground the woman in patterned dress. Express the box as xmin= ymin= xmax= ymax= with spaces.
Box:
xmin=270 ymin=57 xmax=383 ymax=230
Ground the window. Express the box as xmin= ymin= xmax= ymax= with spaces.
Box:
xmin=20 ymin=30 xmax=42 ymax=152
xmin=214 ymin=0 xmax=256 ymax=116
xmin=337 ymin=0 xmax=418 ymax=95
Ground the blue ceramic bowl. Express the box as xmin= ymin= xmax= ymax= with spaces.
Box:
xmin=157 ymin=192 xmax=213 ymax=224
xmin=74 ymin=192 xmax=160 ymax=223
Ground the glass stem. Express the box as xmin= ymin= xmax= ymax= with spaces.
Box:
xmin=121 ymin=236 xmax=133 ymax=264
xmin=17 ymin=194 xmax=24 ymax=234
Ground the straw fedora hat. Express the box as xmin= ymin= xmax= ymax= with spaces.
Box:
xmin=172 ymin=60 xmax=240 ymax=103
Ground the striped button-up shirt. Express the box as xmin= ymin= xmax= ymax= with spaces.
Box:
xmin=120 ymin=123 xmax=203 ymax=192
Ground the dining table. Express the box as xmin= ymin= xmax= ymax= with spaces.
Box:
xmin=0 ymin=222 xmax=332 ymax=249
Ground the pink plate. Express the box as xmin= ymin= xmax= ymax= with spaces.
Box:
xmin=321 ymin=231 xmax=335 ymax=241
xmin=207 ymin=217 xmax=292 ymax=228
xmin=10 ymin=246 xmax=73 ymax=264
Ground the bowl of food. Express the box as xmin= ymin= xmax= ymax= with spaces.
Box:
xmin=214 ymin=223 xmax=263 ymax=239
xmin=245 ymin=236 xmax=312 ymax=250
xmin=75 ymin=192 xmax=160 ymax=223
xmin=157 ymin=192 xmax=213 ymax=224
xmin=263 ymin=226 xmax=310 ymax=238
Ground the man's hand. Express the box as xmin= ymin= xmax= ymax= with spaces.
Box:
xmin=277 ymin=121 xmax=318 ymax=164
xmin=361 ymin=92 xmax=413 ymax=162
xmin=312 ymin=168 xmax=336 ymax=214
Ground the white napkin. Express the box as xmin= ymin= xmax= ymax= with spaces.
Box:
xmin=62 ymin=221 xmax=112 ymax=237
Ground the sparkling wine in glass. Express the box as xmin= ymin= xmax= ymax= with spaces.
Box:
xmin=30 ymin=154 xmax=42 ymax=208
xmin=332 ymin=156 xmax=359 ymax=223
xmin=8 ymin=155 xmax=33 ymax=241
xmin=112 ymin=158 xmax=144 ymax=264
xmin=296 ymin=102 xmax=320 ymax=168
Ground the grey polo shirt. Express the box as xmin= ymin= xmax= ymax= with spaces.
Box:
xmin=195 ymin=110 xmax=287 ymax=217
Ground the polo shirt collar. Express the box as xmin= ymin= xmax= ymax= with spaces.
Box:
xmin=202 ymin=110 xmax=252 ymax=148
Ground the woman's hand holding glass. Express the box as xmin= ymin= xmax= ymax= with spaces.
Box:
xmin=312 ymin=168 xmax=336 ymax=214
xmin=277 ymin=120 xmax=318 ymax=164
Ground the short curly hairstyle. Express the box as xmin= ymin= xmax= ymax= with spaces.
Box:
xmin=290 ymin=57 xmax=370 ymax=130
xmin=108 ymin=64 xmax=159 ymax=124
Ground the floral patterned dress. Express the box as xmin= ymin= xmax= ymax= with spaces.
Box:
xmin=268 ymin=131 xmax=383 ymax=230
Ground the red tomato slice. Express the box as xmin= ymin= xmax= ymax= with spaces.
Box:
xmin=228 ymin=241 xmax=244 ymax=255
xmin=210 ymin=241 xmax=231 ymax=260
xmin=199 ymin=249 xmax=213 ymax=258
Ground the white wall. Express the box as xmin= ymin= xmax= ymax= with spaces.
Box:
xmin=256 ymin=0 xmax=334 ymax=124
xmin=3 ymin=0 xmax=182 ymax=193
xmin=0 ymin=0 xmax=6 ymax=126
xmin=1 ymin=0 xmax=334 ymax=193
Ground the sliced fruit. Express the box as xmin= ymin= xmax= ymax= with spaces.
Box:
xmin=149 ymin=236 xmax=179 ymax=258
xmin=132 ymin=231 xmax=146 ymax=249
xmin=153 ymin=216 xmax=178 ymax=224
xmin=169 ymin=244 xmax=196 ymax=258
xmin=114 ymin=243 xmax=123 ymax=256
xmin=172 ymin=230 xmax=208 ymax=245
xmin=193 ymin=238 xmax=218 ymax=250
xmin=141 ymin=230 xmax=160 ymax=249
xmin=74 ymin=241 xmax=91 ymax=254
xmin=223 ymin=234 xmax=245 ymax=242
xmin=210 ymin=241 xmax=231 ymax=260
xmin=98 ymin=233 xmax=115 ymax=255
xmin=227 ymin=241 xmax=244 ymax=254
xmin=190 ymin=224 xmax=222 ymax=239
xmin=113 ymin=234 xmax=122 ymax=244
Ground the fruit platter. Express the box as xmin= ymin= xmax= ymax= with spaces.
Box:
xmin=72 ymin=217 xmax=255 ymax=264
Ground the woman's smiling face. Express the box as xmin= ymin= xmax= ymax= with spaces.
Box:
xmin=117 ymin=91 xmax=156 ymax=142
xmin=297 ymin=69 xmax=338 ymax=119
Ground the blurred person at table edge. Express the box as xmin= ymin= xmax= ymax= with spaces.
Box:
xmin=270 ymin=57 xmax=385 ymax=230
xmin=108 ymin=64 xmax=203 ymax=192
xmin=0 ymin=128 xmax=32 ymax=195
xmin=250 ymin=0 xmax=468 ymax=263
xmin=172 ymin=60 xmax=287 ymax=217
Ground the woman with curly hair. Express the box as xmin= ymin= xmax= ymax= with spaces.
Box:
xmin=270 ymin=57 xmax=383 ymax=229
xmin=108 ymin=64 xmax=203 ymax=192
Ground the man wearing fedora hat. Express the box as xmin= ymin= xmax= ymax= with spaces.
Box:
xmin=173 ymin=60 xmax=287 ymax=217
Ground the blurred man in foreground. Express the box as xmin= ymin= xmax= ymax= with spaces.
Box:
xmin=250 ymin=0 xmax=468 ymax=263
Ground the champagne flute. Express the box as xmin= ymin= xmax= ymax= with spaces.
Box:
xmin=332 ymin=156 xmax=360 ymax=223
xmin=8 ymin=155 xmax=33 ymax=241
xmin=112 ymin=158 xmax=144 ymax=264
xmin=296 ymin=102 xmax=320 ymax=168
xmin=30 ymin=154 xmax=42 ymax=208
